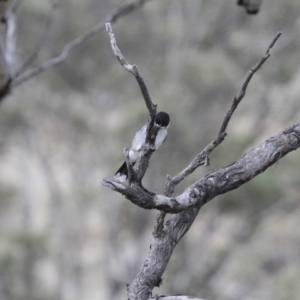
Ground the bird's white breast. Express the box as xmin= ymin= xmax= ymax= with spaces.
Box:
xmin=155 ymin=128 xmax=167 ymax=150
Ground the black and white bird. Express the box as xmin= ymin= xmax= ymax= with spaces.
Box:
xmin=114 ymin=111 xmax=170 ymax=182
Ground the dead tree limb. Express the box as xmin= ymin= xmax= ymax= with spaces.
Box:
xmin=0 ymin=0 xmax=153 ymax=101
xmin=0 ymin=0 xmax=154 ymax=102
xmin=105 ymin=22 xmax=156 ymax=117
xmin=103 ymin=122 xmax=300 ymax=213
xmin=11 ymin=0 xmax=153 ymax=88
xmin=103 ymin=32 xmax=284 ymax=299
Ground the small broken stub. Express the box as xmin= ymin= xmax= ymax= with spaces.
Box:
xmin=237 ymin=0 xmax=261 ymax=14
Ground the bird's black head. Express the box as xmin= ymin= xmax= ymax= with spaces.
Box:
xmin=154 ymin=111 xmax=170 ymax=128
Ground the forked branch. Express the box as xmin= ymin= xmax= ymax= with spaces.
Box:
xmin=10 ymin=0 xmax=154 ymax=88
xmin=103 ymin=122 xmax=300 ymax=213
xmin=102 ymin=32 xmax=283 ymax=300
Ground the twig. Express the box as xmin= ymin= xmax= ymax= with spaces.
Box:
xmin=10 ymin=0 xmax=153 ymax=88
xmin=218 ymin=31 xmax=281 ymax=136
xmin=105 ymin=22 xmax=156 ymax=117
xmin=164 ymin=31 xmax=282 ymax=196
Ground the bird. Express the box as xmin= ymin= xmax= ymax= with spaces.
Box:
xmin=114 ymin=111 xmax=170 ymax=182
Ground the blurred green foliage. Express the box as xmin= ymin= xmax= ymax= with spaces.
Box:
xmin=0 ymin=0 xmax=300 ymax=299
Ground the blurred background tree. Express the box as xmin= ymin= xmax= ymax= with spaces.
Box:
xmin=0 ymin=0 xmax=300 ymax=299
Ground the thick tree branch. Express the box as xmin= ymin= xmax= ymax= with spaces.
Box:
xmin=10 ymin=0 xmax=153 ymax=88
xmin=128 ymin=207 xmax=199 ymax=300
xmin=102 ymin=178 xmax=197 ymax=212
xmin=191 ymin=123 xmax=300 ymax=200
xmin=104 ymin=122 xmax=300 ymax=213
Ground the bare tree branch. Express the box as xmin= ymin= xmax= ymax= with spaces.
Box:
xmin=10 ymin=0 xmax=153 ymax=88
xmin=13 ymin=0 xmax=60 ymax=78
xmin=102 ymin=178 xmax=194 ymax=212
xmin=218 ymin=32 xmax=281 ymax=135
xmin=105 ymin=22 xmax=156 ymax=117
xmin=102 ymin=32 xmax=282 ymax=300
xmin=128 ymin=207 xmax=199 ymax=300
xmin=103 ymin=122 xmax=300 ymax=213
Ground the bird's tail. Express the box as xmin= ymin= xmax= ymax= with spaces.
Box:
xmin=114 ymin=161 xmax=136 ymax=182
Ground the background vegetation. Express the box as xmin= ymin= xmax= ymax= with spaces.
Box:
xmin=0 ymin=0 xmax=300 ymax=299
